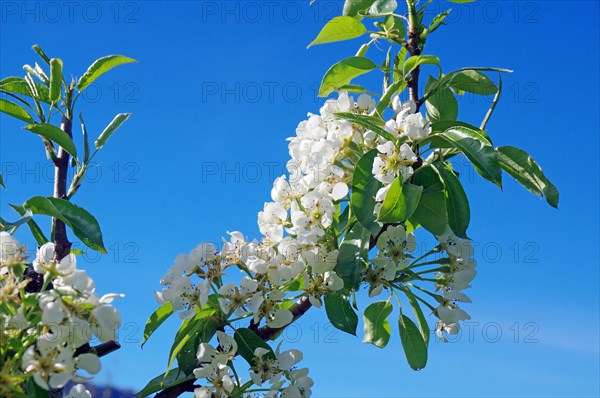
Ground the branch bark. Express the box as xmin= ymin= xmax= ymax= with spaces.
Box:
xmin=406 ymin=0 xmax=422 ymax=109
xmin=52 ymin=115 xmax=73 ymax=260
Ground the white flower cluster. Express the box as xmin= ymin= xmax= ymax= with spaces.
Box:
xmin=0 ymin=232 xmax=123 ymax=391
xmin=193 ymin=331 xmax=313 ymax=398
xmin=156 ymin=92 xmax=476 ymax=395
xmin=434 ymin=226 xmax=477 ymax=342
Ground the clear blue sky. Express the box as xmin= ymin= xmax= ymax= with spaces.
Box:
xmin=1 ymin=1 xmax=599 ymax=396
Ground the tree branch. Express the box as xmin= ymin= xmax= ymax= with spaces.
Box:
xmin=52 ymin=115 xmax=72 ymax=260
xmin=406 ymin=0 xmax=422 ymax=109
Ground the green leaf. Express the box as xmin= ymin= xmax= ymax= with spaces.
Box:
xmin=378 ymin=179 xmax=422 ymax=223
xmin=32 ymin=44 xmax=51 ymax=64
xmin=0 ymin=174 xmax=4 ymax=188
xmin=335 ymin=112 xmax=396 ymax=143
xmin=383 ymin=14 xmax=405 ymax=43
xmin=95 ymin=113 xmax=131 ymax=150
xmin=429 ymin=9 xmax=451 ymax=34
xmin=234 ymin=328 xmax=275 ymax=366
xmin=363 ymin=301 xmax=392 ymax=348
xmin=176 ymin=315 xmax=218 ymax=375
xmin=9 ymin=204 xmax=49 ymax=245
xmin=351 ymin=149 xmax=383 ymax=234
xmin=78 ymin=55 xmax=137 ymax=91
xmin=49 ymin=58 xmax=63 ymax=103
xmin=308 ymin=16 xmax=367 ymax=47
xmin=375 ymin=79 xmax=406 ymax=118
xmin=447 ymin=70 xmax=497 ymax=95
xmin=319 ymin=56 xmax=377 ymax=97
xmin=0 ymin=99 xmax=34 ymax=123
xmin=403 ymin=288 xmax=430 ymax=344
xmin=168 ymin=313 xmax=218 ymax=371
xmin=434 ymin=162 xmax=470 ymax=238
xmin=429 ymin=120 xmax=492 ymax=145
xmin=403 ymin=55 xmax=440 ymax=76
xmin=369 ymin=0 xmax=398 ymax=15
xmin=336 ymin=222 xmax=370 ymax=291
xmin=0 ymin=76 xmax=51 ymax=104
xmin=438 ymin=126 xmax=502 ymax=187
xmin=342 ymin=0 xmax=377 ymax=16
xmin=411 ymin=166 xmax=448 ymax=235
xmin=337 ymin=84 xmax=369 ymax=94
xmin=142 ymin=302 xmax=174 ymax=348
xmin=23 ymin=123 xmax=77 ymax=159
xmin=399 ymin=314 xmax=428 ymax=370
xmin=23 ymin=196 xmax=106 ymax=253
xmin=134 ymin=368 xmax=193 ymax=398
xmin=425 ymin=76 xmax=458 ymax=123
xmin=496 ymin=146 xmax=559 ymax=208
xmin=324 ymin=291 xmax=358 ymax=335
xmin=0 ymin=209 xmax=33 ymax=231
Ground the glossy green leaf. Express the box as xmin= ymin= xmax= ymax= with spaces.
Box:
xmin=176 ymin=315 xmax=218 ymax=375
xmin=234 ymin=328 xmax=276 ymax=366
xmin=325 ymin=291 xmax=359 ymax=335
xmin=363 ymin=301 xmax=392 ymax=348
xmin=429 ymin=120 xmax=492 ymax=145
xmin=411 ymin=166 xmax=448 ymax=235
xmin=378 ymin=179 xmax=422 ymax=223
xmin=32 ymin=44 xmax=51 ymax=64
xmin=447 ymin=70 xmax=497 ymax=95
xmin=496 ymin=146 xmax=559 ymax=208
xmin=425 ymin=76 xmax=458 ymax=123
xmin=9 ymin=204 xmax=49 ymax=245
xmin=78 ymin=55 xmax=137 ymax=91
xmin=308 ymin=16 xmax=367 ymax=47
xmin=142 ymin=302 xmax=174 ymax=348
xmin=319 ymin=56 xmax=377 ymax=97
xmin=438 ymin=126 xmax=502 ymax=187
xmin=168 ymin=313 xmax=218 ymax=371
xmin=134 ymin=368 xmax=193 ymax=398
xmin=335 ymin=112 xmax=396 ymax=142
xmin=23 ymin=196 xmax=105 ymax=253
xmin=399 ymin=314 xmax=428 ymax=370
xmin=49 ymin=58 xmax=63 ymax=102
xmin=375 ymin=79 xmax=406 ymax=118
xmin=0 ymin=99 xmax=34 ymax=123
xmin=369 ymin=0 xmax=398 ymax=15
xmin=23 ymin=123 xmax=77 ymax=159
xmin=403 ymin=288 xmax=430 ymax=344
xmin=342 ymin=0 xmax=377 ymax=16
xmin=336 ymin=222 xmax=370 ymax=291
xmin=403 ymin=55 xmax=440 ymax=76
xmin=434 ymin=162 xmax=470 ymax=238
xmin=351 ymin=149 xmax=383 ymax=234
xmin=95 ymin=113 xmax=131 ymax=150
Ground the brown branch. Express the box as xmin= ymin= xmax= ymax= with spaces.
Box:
xmin=255 ymin=296 xmax=312 ymax=341
xmin=52 ymin=115 xmax=73 ymax=260
xmin=406 ymin=0 xmax=422 ymax=110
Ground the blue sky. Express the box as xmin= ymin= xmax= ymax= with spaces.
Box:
xmin=1 ymin=1 xmax=599 ymax=396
